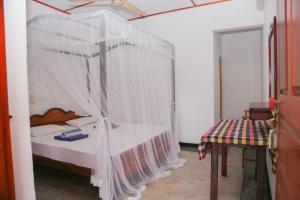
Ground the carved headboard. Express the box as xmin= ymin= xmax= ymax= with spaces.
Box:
xmin=30 ymin=108 xmax=81 ymax=127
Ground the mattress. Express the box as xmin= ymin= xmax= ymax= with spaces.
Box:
xmin=31 ymin=123 xmax=169 ymax=168
xmin=31 ymin=123 xmax=98 ymax=168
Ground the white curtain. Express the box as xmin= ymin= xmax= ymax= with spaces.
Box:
xmin=27 ymin=10 xmax=184 ymax=200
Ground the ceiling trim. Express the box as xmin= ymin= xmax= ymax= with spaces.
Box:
xmin=64 ymin=1 xmax=96 ymax=12
xmin=128 ymin=0 xmax=231 ymax=21
xmin=31 ymin=0 xmax=231 ymax=21
xmin=32 ymin=0 xmax=71 ymax=15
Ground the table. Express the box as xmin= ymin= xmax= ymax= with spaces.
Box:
xmin=198 ymin=119 xmax=271 ymax=200
xmin=247 ymin=102 xmax=273 ymax=174
xmin=249 ymin=102 xmax=273 ymax=120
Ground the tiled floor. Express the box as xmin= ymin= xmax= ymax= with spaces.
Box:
xmin=34 ymin=147 xmax=269 ymax=200
xmin=142 ymin=148 xmax=243 ymax=200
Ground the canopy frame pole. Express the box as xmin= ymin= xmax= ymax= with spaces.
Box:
xmin=99 ymin=41 xmax=108 ymax=118
xmin=171 ymin=46 xmax=176 ymax=134
xmin=85 ymin=57 xmax=91 ymax=94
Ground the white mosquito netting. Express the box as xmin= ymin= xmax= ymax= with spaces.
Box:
xmin=27 ymin=10 xmax=185 ymax=200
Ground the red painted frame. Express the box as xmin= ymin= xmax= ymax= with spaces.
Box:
xmin=32 ymin=0 xmax=71 ymax=14
xmin=288 ymin=0 xmax=294 ymax=95
xmin=32 ymin=0 xmax=96 ymax=14
xmin=64 ymin=1 xmax=95 ymax=12
xmin=0 ymin=1 xmax=15 ymax=199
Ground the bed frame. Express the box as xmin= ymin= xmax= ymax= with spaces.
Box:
xmin=30 ymin=108 xmax=171 ymax=178
xmin=31 ymin=108 xmax=91 ymax=177
xmin=30 ymin=108 xmax=81 ymax=127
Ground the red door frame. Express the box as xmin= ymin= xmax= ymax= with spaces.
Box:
xmin=0 ymin=1 xmax=15 ymax=199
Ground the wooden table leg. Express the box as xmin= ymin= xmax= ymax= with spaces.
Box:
xmin=221 ymin=144 xmax=227 ymax=177
xmin=211 ymin=143 xmax=219 ymax=200
xmin=255 ymin=148 xmax=258 ymax=180
xmin=256 ymin=146 xmax=266 ymax=200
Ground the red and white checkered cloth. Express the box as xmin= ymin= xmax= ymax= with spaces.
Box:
xmin=198 ymin=119 xmax=271 ymax=160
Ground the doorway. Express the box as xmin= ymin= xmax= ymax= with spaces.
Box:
xmin=214 ymin=27 xmax=264 ymax=120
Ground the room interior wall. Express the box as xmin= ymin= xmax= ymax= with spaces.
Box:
xmin=132 ymin=0 xmax=265 ymax=143
xmin=263 ymin=0 xmax=277 ymax=199
xmin=213 ymin=32 xmax=221 ymax=122
xmin=25 ymin=1 xmax=277 ymax=198
xmin=221 ymin=29 xmax=263 ymax=119
xmin=28 ymin=51 xmax=91 ymax=116
xmin=4 ymin=1 xmax=36 ymax=199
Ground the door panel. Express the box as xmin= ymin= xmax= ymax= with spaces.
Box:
xmin=277 ymin=115 xmax=300 ymax=199
xmin=277 ymin=0 xmax=288 ymax=94
xmin=276 ymin=0 xmax=300 ymax=199
xmin=292 ymin=0 xmax=300 ymax=93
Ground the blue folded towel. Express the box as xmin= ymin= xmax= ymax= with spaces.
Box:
xmin=111 ymin=122 xmax=120 ymax=129
xmin=54 ymin=133 xmax=88 ymax=142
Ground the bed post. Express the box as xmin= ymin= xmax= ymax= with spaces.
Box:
xmin=171 ymin=46 xmax=176 ymax=134
xmin=99 ymin=42 xmax=108 ymax=118
xmin=85 ymin=57 xmax=91 ymax=94
xmin=99 ymin=15 xmax=108 ymax=119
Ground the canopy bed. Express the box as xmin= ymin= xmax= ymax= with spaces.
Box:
xmin=30 ymin=108 xmax=172 ymax=177
xmin=27 ymin=10 xmax=184 ymax=200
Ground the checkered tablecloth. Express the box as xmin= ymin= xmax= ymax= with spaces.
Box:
xmin=198 ymin=119 xmax=271 ymax=159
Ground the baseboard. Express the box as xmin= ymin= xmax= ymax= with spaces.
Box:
xmin=179 ymin=142 xmax=198 ymax=151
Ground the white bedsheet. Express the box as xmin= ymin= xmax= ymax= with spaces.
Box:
xmin=31 ymin=123 xmax=169 ymax=168
xmin=31 ymin=124 xmax=98 ymax=168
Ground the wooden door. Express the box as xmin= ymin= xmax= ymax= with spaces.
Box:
xmin=276 ymin=0 xmax=300 ymax=199
xmin=0 ymin=1 xmax=15 ymax=199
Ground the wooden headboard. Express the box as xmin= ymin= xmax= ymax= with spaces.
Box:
xmin=30 ymin=108 xmax=81 ymax=127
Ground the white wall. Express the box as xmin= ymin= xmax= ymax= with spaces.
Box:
xmin=213 ymin=32 xmax=221 ymax=122
xmin=263 ymin=0 xmax=277 ymax=199
xmin=221 ymin=29 xmax=263 ymax=119
xmin=131 ymin=0 xmax=264 ymax=143
xmin=4 ymin=1 xmax=36 ymax=200
xmin=27 ymin=0 xmax=60 ymax=20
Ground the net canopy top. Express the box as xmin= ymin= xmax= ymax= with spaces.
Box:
xmin=27 ymin=10 xmax=174 ymax=59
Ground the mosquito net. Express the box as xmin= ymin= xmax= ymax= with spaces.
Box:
xmin=27 ymin=10 xmax=185 ymax=200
